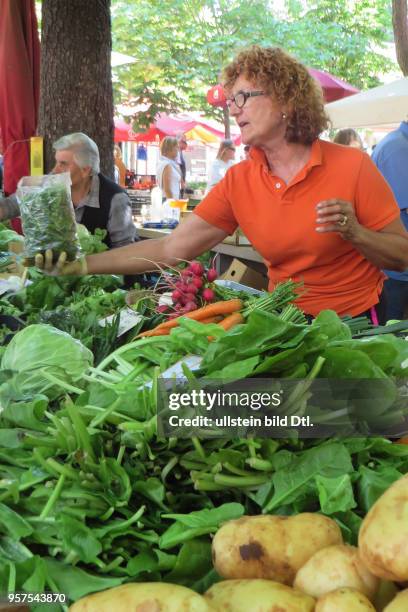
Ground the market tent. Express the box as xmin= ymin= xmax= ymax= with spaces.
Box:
xmin=325 ymin=77 xmax=408 ymax=128
xmin=0 ymin=0 xmax=40 ymax=200
xmin=115 ymin=113 xmax=241 ymax=144
xmin=308 ymin=68 xmax=359 ymax=102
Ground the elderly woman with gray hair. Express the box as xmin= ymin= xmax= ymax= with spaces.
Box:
xmin=0 ymin=132 xmax=137 ymax=249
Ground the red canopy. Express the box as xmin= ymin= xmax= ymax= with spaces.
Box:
xmin=307 ymin=68 xmax=359 ymax=103
xmin=115 ymin=113 xmax=240 ymax=144
xmin=0 ymin=0 xmax=40 ymax=233
xmin=114 ymin=118 xmax=164 ymax=143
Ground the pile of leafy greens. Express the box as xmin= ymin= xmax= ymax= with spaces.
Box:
xmin=0 ymin=310 xmax=408 ymax=609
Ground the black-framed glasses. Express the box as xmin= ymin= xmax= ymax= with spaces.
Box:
xmin=226 ymin=90 xmax=265 ymax=109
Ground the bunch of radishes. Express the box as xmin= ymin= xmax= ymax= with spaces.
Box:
xmin=157 ymin=260 xmax=218 ymax=318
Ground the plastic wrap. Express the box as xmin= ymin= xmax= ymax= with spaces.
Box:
xmin=17 ymin=172 xmax=81 ymax=264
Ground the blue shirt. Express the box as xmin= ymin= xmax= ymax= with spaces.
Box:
xmin=372 ymin=121 xmax=408 ymax=280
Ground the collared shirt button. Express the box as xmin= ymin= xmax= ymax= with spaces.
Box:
xmin=275 ymin=182 xmax=281 ymax=189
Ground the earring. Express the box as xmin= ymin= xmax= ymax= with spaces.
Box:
xmin=282 ymin=112 xmax=287 ymax=120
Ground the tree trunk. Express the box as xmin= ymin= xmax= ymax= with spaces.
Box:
xmin=223 ymin=106 xmax=231 ymax=139
xmin=392 ymin=0 xmax=408 ymax=76
xmin=38 ymin=0 xmax=114 ymax=175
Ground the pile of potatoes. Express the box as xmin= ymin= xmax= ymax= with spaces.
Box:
xmin=69 ymin=473 xmax=408 ymax=611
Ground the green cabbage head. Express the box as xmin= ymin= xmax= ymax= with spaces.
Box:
xmin=0 ymin=324 xmax=93 ymax=403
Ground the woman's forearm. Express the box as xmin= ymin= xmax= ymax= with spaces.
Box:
xmin=86 ymin=237 xmax=174 ymax=275
xmin=351 ymin=226 xmax=408 ymax=271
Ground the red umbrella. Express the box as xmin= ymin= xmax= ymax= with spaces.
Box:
xmin=114 ymin=118 xmax=165 ymax=143
xmin=307 ymin=68 xmax=359 ymax=103
xmin=0 ymin=0 xmax=40 ymax=233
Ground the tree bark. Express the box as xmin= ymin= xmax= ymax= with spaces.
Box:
xmin=38 ymin=0 xmax=114 ymax=175
xmin=223 ymin=106 xmax=231 ymax=139
xmin=392 ymin=0 xmax=408 ymax=76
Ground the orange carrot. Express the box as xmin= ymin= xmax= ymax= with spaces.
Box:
xmin=137 ymin=327 xmax=171 ymax=338
xmin=207 ymin=311 xmax=245 ymax=341
xmin=217 ymin=311 xmax=245 ymax=330
xmin=395 ymin=436 xmax=408 ymax=445
xmin=199 ymin=315 xmax=224 ymax=324
xmin=153 ymin=299 xmax=243 ymax=332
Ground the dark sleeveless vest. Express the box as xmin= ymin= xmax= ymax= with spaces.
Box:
xmin=81 ymin=173 xmax=126 ymax=248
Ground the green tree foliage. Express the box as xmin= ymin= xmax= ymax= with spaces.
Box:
xmin=111 ymin=0 xmax=397 ymax=125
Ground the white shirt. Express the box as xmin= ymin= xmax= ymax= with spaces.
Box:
xmin=156 ymin=156 xmax=181 ymax=198
xmin=206 ymin=159 xmax=235 ymax=192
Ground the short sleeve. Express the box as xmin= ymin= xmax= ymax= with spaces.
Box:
xmin=355 ymin=154 xmax=400 ymax=230
xmin=193 ymin=176 xmax=238 ymax=235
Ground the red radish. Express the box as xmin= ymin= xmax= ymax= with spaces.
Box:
xmin=189 ymin=261 xmax=204 ymax=276
xmin=172 ymin=289 xmax=182 ymax=301
xmin=184 ymin=301 xmax=197 ymax=312
xmin=206 ymin=268 xmax=218 ymax=282
xmin=187 ymin=284 xmax=198 ymax=294
xmin=202 ymin=288 xmax=215 ymax=302
xmin=184 ymin=292 xmax=197 ymax=303
xmin=192 ymin=276 xmax=203 ymax=289
xmin=157 ymin=304 xmax=168 ymax=313
xmin=181 ymin=268 xmax=193 ymax=278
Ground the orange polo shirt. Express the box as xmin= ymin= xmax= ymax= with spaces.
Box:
xmin=194 ymin=139 xmax=400 ymax=317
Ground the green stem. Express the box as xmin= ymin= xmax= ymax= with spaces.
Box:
xmin=40 ymin=474 xmax=66 ymax=519
xmin=89 ymin=397 xmax=122 ymax=428
xmin=246 ymin=457 xmax=273 ymax=471
xmin=95 ymin=337 xmax=172 ymax=372
xmin=7 ymin=562 xmax=16 ymax=592
xmin=40 ymin=370 xmax=84 ymax=394
xmin=161 ymin=455 xmax=179 ymax=483
xmin=66 ymin=398 xmax=95 ymax=461
xmin=194 ymin=479 xmax=225 ymax=491
xmin=191 ymin=437 xmax=206 ymax=460
xmin=213 ymin=473 xmax=270 ymax=487
xmin=117 ymin=445 xmax=125 ymax=465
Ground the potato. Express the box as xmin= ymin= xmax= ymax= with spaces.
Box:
xmin=359 ymin=473 xmax=408 ymax=582
xmin=212 ymin=513 xmax=342 ymax=584
xmin=293 ymin=544 xmax=379 ymax=601
xmin=69 ymin=582 xmax=213 ymax=612
xmin=315 ymin=587 xmax=376 ymax=611
xmin=383 ymin=589 xmax=408 ymax=611
xmin=205 ymin=579 xmax=315 ymax=611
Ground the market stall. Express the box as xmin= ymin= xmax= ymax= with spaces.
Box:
xmin=325 ymin=77 xmax=408 ymax=128
xmin=1 ymin=218 xmax=408 ymax=610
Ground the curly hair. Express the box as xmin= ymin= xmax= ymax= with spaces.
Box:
xmin=223 ymin=46 xmax=329 ymax=145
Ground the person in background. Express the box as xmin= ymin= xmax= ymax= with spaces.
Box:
xmin=156 ymin=136 xmax=181 ymax=199
xmin=206 ymin=139 xmax=236 ymax=192
xmin=0 ymin=132 xmax=137 ymax=249
xmin=32 ymin=46 xmax=408 ymax=324
xmin=176 ymin=132 xmax=188 ymax=196
xmin=333 ymin=128 xmax=364 ymax=150
xmin=114 ymin=144 xmax=127 ymax=188
xmin=372 ymin=121 xmax=408 ymax=320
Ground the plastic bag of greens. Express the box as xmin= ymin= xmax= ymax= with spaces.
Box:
xmin=17 ymin=172 xmax=81 ymax=265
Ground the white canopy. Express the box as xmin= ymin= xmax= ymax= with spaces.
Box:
xmin=325 ymin=77 xmax=408 ymax=129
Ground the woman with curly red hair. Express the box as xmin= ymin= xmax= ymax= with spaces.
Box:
xmin=35 ymin=46 xmax=408 ymax=322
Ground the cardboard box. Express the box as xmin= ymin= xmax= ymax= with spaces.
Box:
xmin=221 ymin=258 xmax=268 ymax=291
xmin=222 ymin=228 xmax=251 ymax=246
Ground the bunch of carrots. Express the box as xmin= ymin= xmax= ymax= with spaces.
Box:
xmin=139 ymin=298 xmax=244 ymax=338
